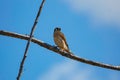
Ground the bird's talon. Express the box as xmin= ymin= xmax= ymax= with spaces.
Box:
xmin=53 ymin=46 xmax=59 ymax=49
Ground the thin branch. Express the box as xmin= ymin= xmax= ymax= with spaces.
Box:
xmin=0 ymin=30 xmax=120 ymax=71
xmin=16 ymin=0 xmax=45 ymax=80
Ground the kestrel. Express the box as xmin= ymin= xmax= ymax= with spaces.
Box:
xmin=53 ymin=27 xmax=70 ymax=53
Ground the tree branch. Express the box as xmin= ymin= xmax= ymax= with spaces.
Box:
xmin=0 ymin=30 xmax=120 ymax=71
xmin=16 ymin=0 xmax=45 ymax=80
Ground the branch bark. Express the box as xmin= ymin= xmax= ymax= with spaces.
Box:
xmin=16 ymin=0 xmax=45 ymax=80
xmin=0 ymin=30 xmax=120 ymax=71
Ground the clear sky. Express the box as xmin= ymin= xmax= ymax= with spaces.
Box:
xmin=0 ymin=0 xmax=120 ymax=80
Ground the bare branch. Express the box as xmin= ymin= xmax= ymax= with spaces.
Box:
xmin=0 ymin=30 xmax=120 ymax=71
xmin=16 ymin=0 xmax=45 ymax=80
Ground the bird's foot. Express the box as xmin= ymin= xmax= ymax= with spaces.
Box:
xmin=53 ymin=46 xmax=59 ymax=49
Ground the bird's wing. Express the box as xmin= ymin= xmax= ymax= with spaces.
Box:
xmin=59 ymin=32 xmax=69 ymax=49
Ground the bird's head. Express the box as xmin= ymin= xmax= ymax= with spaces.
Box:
xmin=54 ymin=27 xmax=61 ymax=32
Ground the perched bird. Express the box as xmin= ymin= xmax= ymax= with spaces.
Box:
xmin=53 ymin=27 xmax=70 ymax=53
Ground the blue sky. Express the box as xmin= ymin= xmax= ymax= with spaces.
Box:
xmin=0 ymin=0 xmax=120 ymax=80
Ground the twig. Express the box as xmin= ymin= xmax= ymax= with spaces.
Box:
xmin=16 ymin=0 xmax=45 ymax=80
xmin=0 ymin=30 xmax=120 ymax=71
